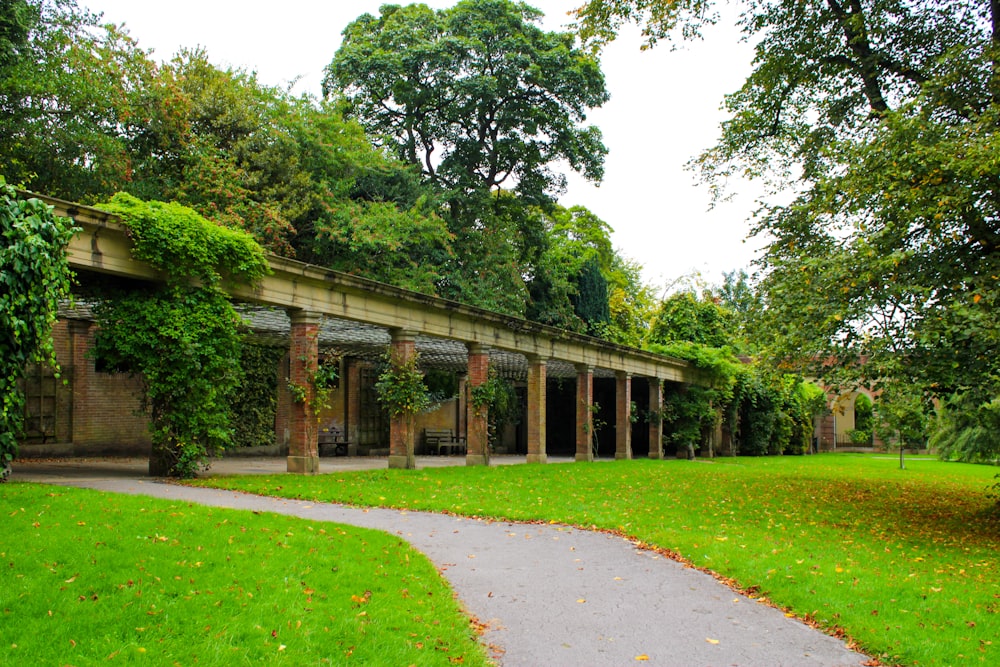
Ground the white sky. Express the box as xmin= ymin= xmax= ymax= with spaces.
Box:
xmin=82 ymin=0 xmax=764 ymax=290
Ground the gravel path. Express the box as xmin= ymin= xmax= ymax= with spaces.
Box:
xmin=13 ymin=459 xmax=871 ymax=666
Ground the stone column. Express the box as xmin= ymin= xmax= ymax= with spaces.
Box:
xmin=648 ymin=377 xmax=664 ymax=460
xmin=388 ymin=329 xmax=417 ymax=470
xmin=466 ymin=343 xmax=490 ymax=466
xmin=615 ymin=371 xmax=633 ymax=460
xmin=575 ymin=364 xmax=594 ymax=462
xmin=287 ymin=310 xmax=322 ymax=474
xmin=526 ymin=354 xmax=547 ymax=464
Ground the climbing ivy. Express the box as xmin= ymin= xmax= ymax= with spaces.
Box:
xmin=230 ymin=343 xmax=285 ymax=449
xmin=0 ymin=178 xmax=77 ymax=479
xmin=470 ymin=369 xmax=519 ymax=451
xmin=92 ymin=195 xmax=268 ymax=477
xmin=99 ymin=193 xmax=269 ymax=285
xmin=374 ymin=351 xmax=432 ymax=417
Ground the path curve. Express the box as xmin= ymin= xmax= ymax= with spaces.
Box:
xmin=15 ymin=465 xmax=870 ymax=666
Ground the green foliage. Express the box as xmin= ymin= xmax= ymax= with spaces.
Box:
xmin=423 ymin=369 xmax=459 ymax=402
xmin=847 ymin=429 xmax=872 ymax=446
xmin=93 ymin=286 xmax=243 ymax=478
xmin=374 ymin=352 xmax=432 ymax=417
xmin=0 ymin=178 xmax=76 ymax=473
xmin=854 ymin=393 xmax=873 ymax=434
xmin=930 ymin=393 xmax=1000 ymax=464
xmin=647 ymin=291 xmax=732 ymax=349
xmin=736 ymin=371 xmax=817 ymax=456
xmin=98 ymin=192 xmax=268 ymax=287
xmin=229 ymin=343 xmax=284 ymax=449
xmin=0 ymin=0 xmax=30 ymax=71
xmin=709 ymin=269 xmax=761 ymax=354
xmin=572 ymin=257 xmax=611 ymax=335
xmin=470 ymin=369 xmax=520 ymax=450
xmin=577 ymin=0 xmax=1000 ymax=449
xmin=603 ymin=254 xmax=655 ymax=346
xmin=327 ymin=0 xmax=609 ymax=199
xmin=92 ymin=196 xmax=266 ymax=477
xmin=0 ymin=1 xmax=157 ymax=201
xmin=873 ymin=384 xmax=929 ymax=451
xmin=328 ymin=0 xmax=610 ymax=311
xmin=649 ymin=341 xmax=743 ymax=455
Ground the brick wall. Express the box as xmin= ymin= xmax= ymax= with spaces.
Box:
xmin=18 ymin=319 xmax=150 ymax=457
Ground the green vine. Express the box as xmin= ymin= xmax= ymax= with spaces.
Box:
xmin=230 ymin=343 xmax=283 ymax=449
xmin=99 ymin=192 xmax=269 ymax=286
xmin=0 ymin=179 xmax=77 ymax=478
xmin=374 ymin=351 xmax=432 ymax=417
xmin=470 ymin=369 xmax=519 ymax=450
xmin=287 ymin=355 xmax=340 ymax=419
xmin=92 ymin=195 xmax=268 ymax=477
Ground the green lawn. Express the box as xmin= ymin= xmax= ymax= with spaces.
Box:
xmin=0 ymin=483 xmax=490 ymax=666
xmin=191 ymin=454 xmax=1000 ymax=666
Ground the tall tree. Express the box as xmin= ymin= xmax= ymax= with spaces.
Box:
xmin=326 ymin=0 xmax=608 ymax=201
xmin=575 ymin=0 xmax=1000 ymax=412
xmin=326 ymin=0 xmax=609 ymax=312
xmin=0 ymin=0 xmax=158 ymax=200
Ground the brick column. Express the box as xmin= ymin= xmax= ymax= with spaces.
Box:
xmin=344 ymin=357 xmax=361 ymax=456
xmin=388 ymin=329 xmax=417 ymax=469
xmin=615 ymin=371 xmax=633 ymax=460
xmin=526 ymin=354 xmax=547 ymax=464
xmin=286 ymin=310 xmax=321 ymax=474
xmin=648 ymin=377 xmax=664 ymax=460
xmin=466 ymin=344 xmax=490 ymax=466
xmin=575 ymin=364 xmax=594 ymax=462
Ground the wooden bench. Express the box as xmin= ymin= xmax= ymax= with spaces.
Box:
xmin=423 ymin=428 xmax=466 ymax=455
xmin=318 ymin=424 xmax=350 ymax=457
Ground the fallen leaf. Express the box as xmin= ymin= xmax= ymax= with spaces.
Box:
xmin=635 ymin=655 xmax=649 ymax=661
xmin=706 ymin=638 xmax=720 ymax=645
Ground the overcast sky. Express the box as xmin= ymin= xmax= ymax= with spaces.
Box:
xmin=82 ymin=0 xmax=763 ymax=291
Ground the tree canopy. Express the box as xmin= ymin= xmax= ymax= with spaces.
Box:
xmin=575 ymin=0 xmax=1000 ymax=452
xmin=326 ymin=0 xmax=612 ymax=314
xmin=1 ymin=0 xmax=662 ymax=364
xmin=326 ymin=0 xmax=609 ymax=202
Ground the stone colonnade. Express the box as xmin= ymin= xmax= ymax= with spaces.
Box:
xmin=282 ymin=310 xmax=666 ymax=473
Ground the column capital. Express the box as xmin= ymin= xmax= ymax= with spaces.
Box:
xmin=575 ymin=363 xmax=593 ymax=374
xmin=615 ymin=369 xmax=631 ymax=380
xmin=389 ymin=328 xmax=417 ymax=343
xmin=466 ymin=342 xmax=490 ymax=355
xmin=525 ymin=353 xmax=548 ymax=365
xmin=288 ymin=309 xmax=322 ymax=327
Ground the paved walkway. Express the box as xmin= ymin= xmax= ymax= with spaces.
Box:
xmin=12 ymin=457 xmax=871 ymax=666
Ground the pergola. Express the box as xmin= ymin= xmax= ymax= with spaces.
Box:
xmin=47 ymin=193 xmax=698 ymax=473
